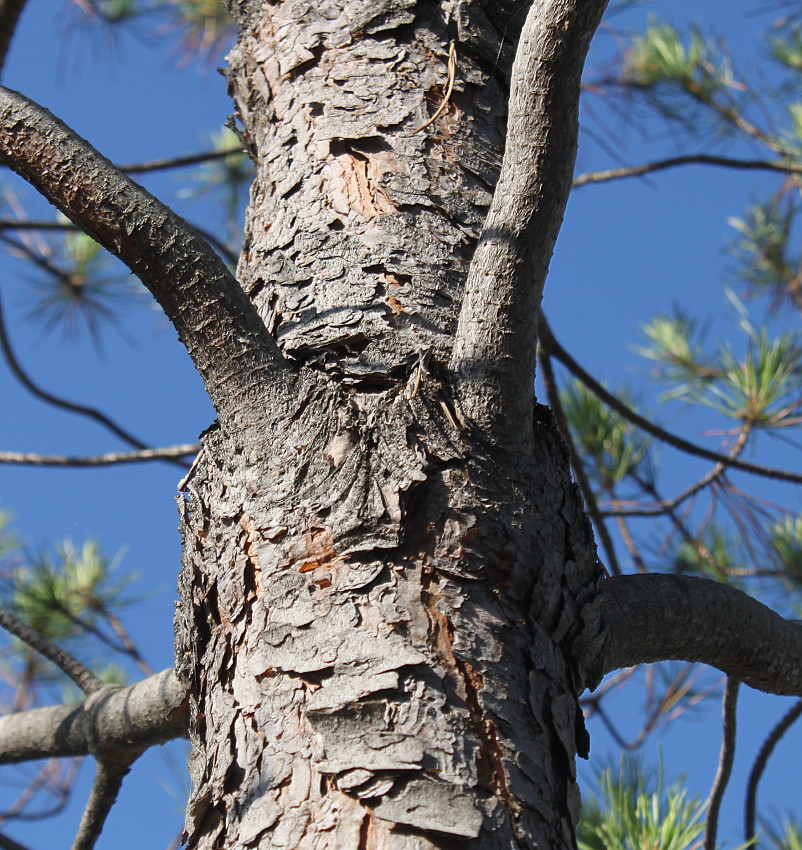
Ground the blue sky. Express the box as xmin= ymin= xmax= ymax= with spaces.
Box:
xmin=0 ymin=2 xmax=800 ymax=848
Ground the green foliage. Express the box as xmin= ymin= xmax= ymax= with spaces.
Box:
xmin=624 ymin=19 xmax=733 ymax=98
xmin=578 ymin=757 xmax=753 ymax=850
xmin=669 ymin=523 xmax=746 ymax=586
xmin=637 ymin=311 xmax=715 ymax=387
xmin=9 ymin=540 xmax=136 ymax=641
xmin=769 ymin=25 xmax=802 ymax=74
xmin=560 ymin=379 xmax=652 ymax=488
xmin=707 ymin=330 xmax=802 ymax=426
xmin=639 ymin=314 xmax=802 ymax=428
xmin=0 ymin=510 xmax=18 ymax=560
xmin=765 ymin=818 xmax=802 ymax=850
xmin=164 ymin=0 xmax=235 ymax=58
xmin=769 ymin=515 xmax=802 ymax=586
xmin=728 ymin=198 xmax=802 ymax=308
xmin=68 ymin=0 xmax=235 ymax=61
xmin=578 ymin=757 xmax=707 ymax=850
xmin=620 ymin=17 xmax=742 ymax=132
xmin=21 ymin=224 xmax=142 ymax=347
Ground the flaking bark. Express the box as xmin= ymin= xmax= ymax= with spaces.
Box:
xmin=173 ymin=2 xmax=607 ymax=847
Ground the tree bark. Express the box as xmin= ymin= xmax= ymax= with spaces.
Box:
xmin=6 ymin=4 xmax=802 ymax=848
xmin=173 ymin=1 xmax=607 ymax=848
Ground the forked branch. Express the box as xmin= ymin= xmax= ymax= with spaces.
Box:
xmin=0 ymin=87 xmax=291 ymax=427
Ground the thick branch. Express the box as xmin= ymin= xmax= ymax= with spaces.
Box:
xmin=577 ymin=574 xmax=802 ymax=696
xmin=0 ymin=669 xmax=187 ymax=764
xmin=449 ymin=0 xmax=609 ymax=451
xmin=0 ymin=87 xmax=291 ymax=428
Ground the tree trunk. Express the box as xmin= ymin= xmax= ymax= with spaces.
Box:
xmin=173 ymin=1 xmax=605 ymax=847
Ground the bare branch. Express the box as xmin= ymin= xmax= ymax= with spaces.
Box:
xmin=0 ymin=87 xmax=292 ymax=427
xmin=0 ymin=608 xmax=102 ymax=694
xmin=0 ymin=669 xmax=187 ymax=764
xmin=577 ymin=573 xmax=802 ymax=696
xmin=601 ymin=424 xmax=751 ymax=518
xmin=0 ymin=290 xmax=193 ymax=468
xmin=449 ymin=0 xmax=609 ymax=452
xmin=573 ymin=153 xmax=802 ymax=188
xmin=0 ymin=216 xmax=239 ymax=265
xmin=0 ymin=0 xmax=29 ymax=78
xmin=539 ymin=316 xmax=802 ymax=485
xmin=704 ymin=678 xmax=740 ymax=850
xmin=118 ymin=146 xmax=244 ymax=174
xmin=744 ymin=697 xmax=802 ymax=845
xmin=0 ymin=219 xmax=71 ymax=231
xmin=0 ymin=444 xmax=199 ymax=467
xmin=72 ymin=760 xmax=133 ymax=850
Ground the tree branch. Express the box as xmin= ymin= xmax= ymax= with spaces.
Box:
xmin=539 ymin=316 xmax=802 ymax=485
xmin=0 ymin=289 xmax=193 ymax=468
xmin=577 ymin=574 xmax=802 ymax=696
xmin=0 ymin=86 xmax=291 ymax=427
xmin=0 ymin=216 xmax=239 ymax=265
xmin=0 ymin=608 xmax=102 ymax=694
xmin=0 ymin=669 xmax=187 ymax=764
xmin=449 ymin=0 xmax=609 ymax=452
xmin=72 ymin=759 xmax=134 ymax=850
xmin=572 ymin=153 xmax=802 ymax=188
xmin=118 ymin=146 xmax=244 ymax=174
xmin=0 ymin=0 xmax=29 ymax=77
xmin=744 ymin=696 xmax=802 ymax=844
xmin=704 ymin=678 xmax=740 ymax=850
xmin=0 ymin=444 xmax=199 ymax=467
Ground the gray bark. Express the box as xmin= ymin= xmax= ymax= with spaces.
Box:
xmin=450 ymin=0 xmax=608 ymax=453
xmin=0 ymin=669 xmax=187 ymax=764
xmin=172 ymin=1 xmax=606 ymax=847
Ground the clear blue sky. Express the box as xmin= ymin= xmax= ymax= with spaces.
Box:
xmin=0 ymin=2 xmax=799 ymax=848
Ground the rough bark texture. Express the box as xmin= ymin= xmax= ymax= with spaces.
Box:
xmin=173 ymin=1 xmax=606 ymax=848
xmin=2 ymin=2 xmax=802 ymax=847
